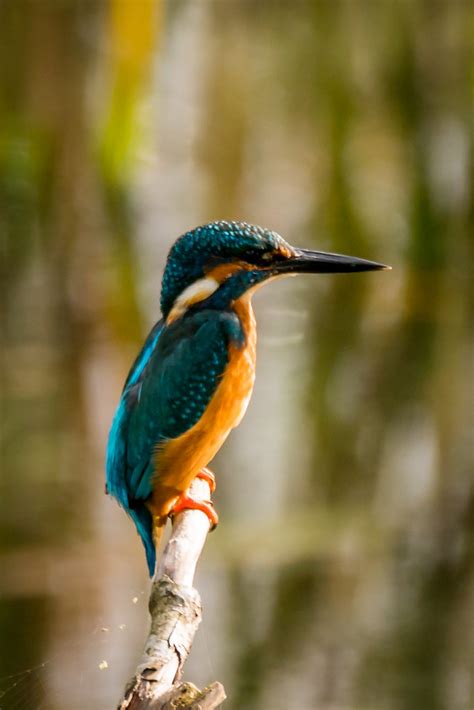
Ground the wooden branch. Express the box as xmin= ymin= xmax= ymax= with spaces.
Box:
xmin=118 ymin=478 xmax=226 ymax=709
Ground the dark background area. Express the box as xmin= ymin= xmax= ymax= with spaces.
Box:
xmin=1 ymin=1 xmax=473 ymax=708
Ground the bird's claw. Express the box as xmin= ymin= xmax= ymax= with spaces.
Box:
xmin=169 ymin=493 xmax=219 ymax=530
xmin=196 ymin=467 xmax=216 ymax=493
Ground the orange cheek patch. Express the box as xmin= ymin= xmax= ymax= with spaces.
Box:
xmin=205 ymin=262 xmax=247 ymax=282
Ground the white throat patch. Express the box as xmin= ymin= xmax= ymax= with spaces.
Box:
xmin=167 ymin=277 xmax=220 ymax=323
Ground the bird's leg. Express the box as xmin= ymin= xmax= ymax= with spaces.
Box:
xmin=168 ymin=468 xmax=218 ymax=530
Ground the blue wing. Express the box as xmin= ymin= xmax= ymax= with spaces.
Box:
xmin=106 ymin=309 xmax=243 ymax=575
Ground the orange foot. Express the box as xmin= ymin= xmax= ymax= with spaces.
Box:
xmin=169 ymin=476 xmax=219 ymax=531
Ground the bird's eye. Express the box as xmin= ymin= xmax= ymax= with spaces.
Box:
xmin=261 ymin=252 xmax=273 ymax=262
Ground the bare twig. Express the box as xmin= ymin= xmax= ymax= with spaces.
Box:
xmin=118 ymin=478 xmax=226 ymax=709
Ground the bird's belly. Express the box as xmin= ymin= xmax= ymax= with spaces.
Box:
xmin=150 ymin=303 xmax=256 ymax=516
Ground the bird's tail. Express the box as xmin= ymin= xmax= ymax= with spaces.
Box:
xmin=150 ymin=515 xmax=168 ymax=570
xmin=129 ymin=504 xmax=159 ymax=577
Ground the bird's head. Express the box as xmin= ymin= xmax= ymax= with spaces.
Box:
xmin=161 ymin=221 xmax=389 ymax=322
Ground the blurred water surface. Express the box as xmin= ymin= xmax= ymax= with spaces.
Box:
xmin=1 ymin=2 xmax=473 ymax=709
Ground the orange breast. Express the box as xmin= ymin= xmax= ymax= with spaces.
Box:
xmin=149 ymin=298 xmax=257 ymax=517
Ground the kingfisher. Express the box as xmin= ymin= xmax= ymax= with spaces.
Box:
xmin=106 ymin=221 xmax=389 ymax=575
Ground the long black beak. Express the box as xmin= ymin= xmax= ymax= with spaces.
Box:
xmin=273 ymin=248 xmax=391 ymax=274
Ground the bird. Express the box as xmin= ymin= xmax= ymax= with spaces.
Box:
xmin=106 ymin=220 xmax=389 ymax=575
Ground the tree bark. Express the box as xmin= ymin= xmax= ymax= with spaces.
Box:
xmin=118 ymin=478 xmax=226 ymax=709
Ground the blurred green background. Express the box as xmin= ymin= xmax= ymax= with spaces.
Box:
xmin=1 ymin=1 xmax=473 ymax=709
